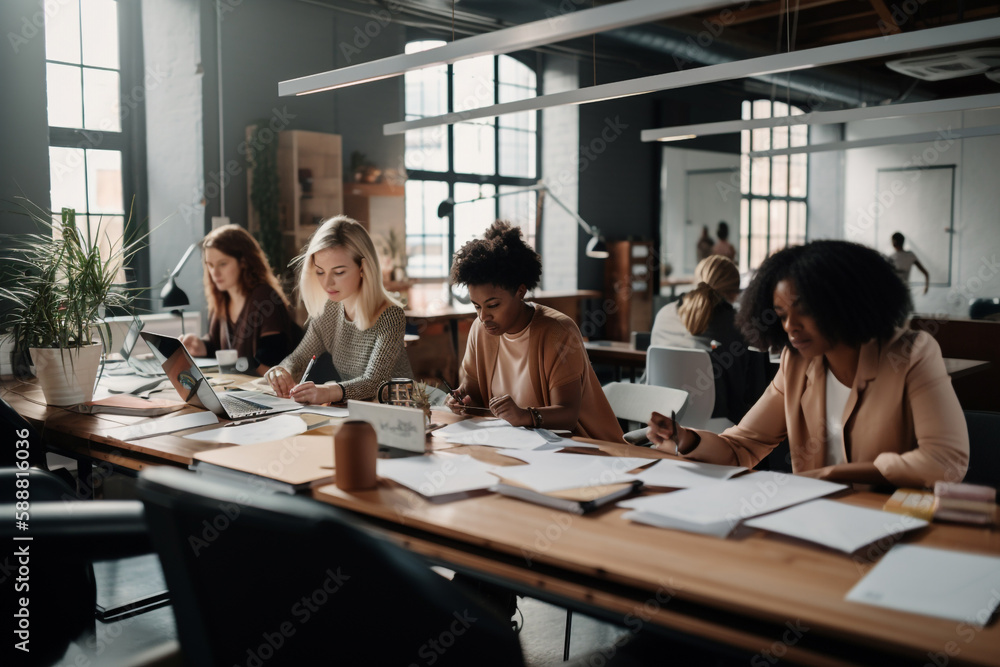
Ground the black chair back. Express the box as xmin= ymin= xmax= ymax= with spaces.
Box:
xmin=136 ymin=467 xmax=525 ymax=667
xmin=1 ymin=395 xmax=48 ymax=470
xmin=964 ymin=410 xmax=1000 ymax=491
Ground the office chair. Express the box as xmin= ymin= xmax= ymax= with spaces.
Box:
xmin=135 ymin=466 xmax=526 ymax=667
xmin=963 ymin=410 xmax=1000 ymax=490
xmin=602 ymin=381 xmax=688 ymax=444
xmin=0 ymin=468 xmax=154 ymax=666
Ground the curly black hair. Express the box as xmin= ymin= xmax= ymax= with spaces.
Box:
xmin=736 ymin=240 xmax=912 ymax=351
xmin=450 ymin=220 xmax=541 ymax=292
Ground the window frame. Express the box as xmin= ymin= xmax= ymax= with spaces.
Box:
xmin=404 ymin=39 xmax=541 ymax=281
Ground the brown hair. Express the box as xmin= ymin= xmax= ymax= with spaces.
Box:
xmin=201 ymin=224 xmax=290 ymax=316
xmin=678 ymin=255 xmax=740 ymax=336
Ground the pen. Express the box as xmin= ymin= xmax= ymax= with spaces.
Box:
xmin=439 ymin=377 xmax=463 ymax=403
xmin=670 ymin=409 xmax=679 ymax=456
xmin=299 ymin=355 xmax=317 ymax=385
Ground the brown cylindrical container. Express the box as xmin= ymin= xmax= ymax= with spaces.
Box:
xmin=334 ymin=420 xmax=378 ymax=491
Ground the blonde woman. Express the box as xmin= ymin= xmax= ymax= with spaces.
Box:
xmin=265 ymin=216 xmax=412 ymax=404
xmin=651 ymin=255 xmax=764 ymax=423
xmin=179 ymin=225 xmax=301 ymax=376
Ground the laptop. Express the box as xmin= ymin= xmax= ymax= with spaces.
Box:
xmin=116 ymin=319 xmax=166 ymax=376
xmin=141 ymin=331 xmax=302 ymax=420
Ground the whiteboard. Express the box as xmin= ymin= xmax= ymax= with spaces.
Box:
xmin=685 ymin=169 xmax=740 ymax=274
xmin=875 ymin=166 xmax=954 ymax=287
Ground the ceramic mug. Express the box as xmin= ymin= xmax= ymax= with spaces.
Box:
xmin=334 ymin=420 xmax=378 ymax=491
xmin=377 ymin=377 xmax=415 ymax=406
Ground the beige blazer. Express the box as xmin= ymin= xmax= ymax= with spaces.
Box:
xmin=687 ymin=329 xmax=969 ymax=488
xmin=461 ymin=304 xmax=624 ymax=443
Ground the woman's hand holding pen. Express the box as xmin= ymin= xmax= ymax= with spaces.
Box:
xmin=443 ymin=382 xmax=473 ymax=414
xmin=289 ymin=382 xmax=339 ymax=405
xmin=647 ymin=411 xmax=698 ymax=455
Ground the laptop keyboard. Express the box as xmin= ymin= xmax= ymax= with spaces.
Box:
xmin=130 ymin=357 xmax=165 ymax=375
xmin=220 ymin=395 xmax=273 ymax=418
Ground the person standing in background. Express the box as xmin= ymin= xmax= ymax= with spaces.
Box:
xmin=696 ymin=225 xmax=714 ymax=261
xmin=889 ymin=232 xmax=930 ymax=294
xmin=712 ymin=221 xmax=737 ymax=264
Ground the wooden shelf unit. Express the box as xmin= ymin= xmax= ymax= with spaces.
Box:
xmin=604 ymin=239 xmax=656 ymax=341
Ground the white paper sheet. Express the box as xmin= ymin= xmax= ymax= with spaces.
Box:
xmin=634 ymin=459 xmax=747 ymax=489
xmin=435 ymin=418 xmax=512 ymax=436
xmin=846 ymin=544 xmax=1000 ymax=624
xmin=442 ymin=425 xmax=548 ymax=450
xmin=743 ymin=499 xmax=929 ymax=553
xmin=376 ymin=453 xmax=500 ymax=497
xmin=104 ymin=411 xmax=219 ymax=441
xmin=619 ymin=472 xmax=847 ymax=537
xmin=294 ymin=405 xmax=350 ymax=418
xmin=183 ymin=415 xmax=309 ymax=445
xmin=495 ymin=453 xmax=653 ymax=492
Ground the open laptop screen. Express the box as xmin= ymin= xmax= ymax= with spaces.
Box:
xmin=141 ymin=331 xmax=219 ymax=412
xmin=118 ymin=318 xmax=144 ymax=360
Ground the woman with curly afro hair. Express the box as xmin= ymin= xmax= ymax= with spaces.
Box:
xmin=647 ymin=240 xmax=968 ymax=488
xmin=445 ymin=220 xmax=623 ymax=442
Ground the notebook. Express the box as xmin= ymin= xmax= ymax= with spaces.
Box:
xmin=141 ymin=331 xmax=300 ymax=420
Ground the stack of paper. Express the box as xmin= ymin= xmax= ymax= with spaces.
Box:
xmin=494 ymin=452 xmax=652 ymax=493
xmin=376 ymin=453 xmax=500 ymax=498
xmin=619 ymin=471 xmax=847 ymax=537
xmin=104 ymin=411 xmax=219 ymax=441
xmin=184 ymin=414 xmax=309 ymax=445
xmin=439 ymin=422 xmax=548 ymax=450
xmin=633 ymin=459 xmax=746 ymax=489
xmin=846 ymin=545 xmax=1000 ymax=624
xmin=743 ymin=499 xmax=929 ymax=553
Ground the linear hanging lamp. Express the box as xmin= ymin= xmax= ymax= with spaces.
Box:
xmin=278 ymin=0 xmax=732 ymax=97
xmin=382 ymin=17 xmax=1000 ymax=136
xmin=641 ymin=93 xmax=1000 ymax=142
xmin=747 ymin=124 xmax=1000 ymax=158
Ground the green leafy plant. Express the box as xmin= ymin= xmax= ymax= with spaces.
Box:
xmin=0 ymin=201 xmax=145 ymax=355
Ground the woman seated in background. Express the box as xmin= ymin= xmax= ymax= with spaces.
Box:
xmin=647 ymin=240 xmax=969 ymax=488
xmin=180 ymin=224 xmax=302 ymax=376
xmin=445 ymin=220 xmax=623 ymax=442
xmin=651 ymin=255 xmax=765 ymax=424
xmin=265 ymin=216 xmax=412 ymax=404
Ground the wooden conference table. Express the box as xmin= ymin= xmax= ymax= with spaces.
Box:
xmin=3 ymin=378 xmax=999 ymax=666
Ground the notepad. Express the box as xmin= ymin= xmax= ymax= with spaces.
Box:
xmin=744 ymin=499 xmax=929 ymax=553
xmin=846 ymin=544 xmax=1000 ymax=624
xmin=104 ymin=411 xmax=219 ymax=441
xmin=633 ymin=459 xmax=747 ymax=489
xmin=183 ymin=415 xmax=309 ymax=445
xmin=619 ymin=471 xmax=847 ymax=538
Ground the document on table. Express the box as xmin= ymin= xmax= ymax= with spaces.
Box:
xmin=619 ymin=471 xmax=847 ymax=537
xmin=294 ymin=405 xmax=350 ymax=418
xmin=376 ymin=453 xmax=500 ymax=498
xmin=442 ymin=425 xmax=548 ymax=450
xmin=183 ymin=415 xmax=309 ymax=445
xmin=743 ymin=499 xmax=929 ymax=553
xmin=104 ymin=411 xmax=219 ymax=441
xmin=633 ymin=459 xmax=747 ymax=489
xmin=495 ymin=453 xmax=653 ymax=492
xmin=846 ymin=544 xmax=1000 ymax=624
xmin=435 ymin=418 xmax=512 ymax=436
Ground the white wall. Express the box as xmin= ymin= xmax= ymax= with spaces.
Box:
xmin=843 ymin=108 xmax=1000 ymax=317
xmin=659 ymin=147 xmax=740 ymax=282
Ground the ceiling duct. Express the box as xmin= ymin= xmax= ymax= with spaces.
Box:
xmin=886 ymin=48 xmax=1000 ymax=81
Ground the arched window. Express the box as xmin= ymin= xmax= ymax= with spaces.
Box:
xmin=740 ymin=99 xmax=808 ymax=269
xmin=404 ymin=41 xmax=539 ymax=279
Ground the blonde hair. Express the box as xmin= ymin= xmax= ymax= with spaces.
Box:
xmin=678 ymin=255 xmax=740 ymax=336
xmin=294 ymin=216 xmax=400 ymax=330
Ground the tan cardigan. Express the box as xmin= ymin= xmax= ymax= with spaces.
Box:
xmin=461 ymin=305 xmax=624 ymax=443
xmin=686 ymin=329 xmax=969 ymax=488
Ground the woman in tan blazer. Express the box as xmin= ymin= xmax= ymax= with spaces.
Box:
xmin=444 ymin=220 xmax=623 ymax=443
xmin=647 ymin=240 xmax=969 ymax=488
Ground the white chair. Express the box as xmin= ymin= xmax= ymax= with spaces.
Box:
xmin=602 ymin=381 xmax=688 ymax=425
xmin=645 ymin=345 xmax=734 ymax=433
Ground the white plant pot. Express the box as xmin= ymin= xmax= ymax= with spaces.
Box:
xmin=30 ymin=343 xmax=104 ymax=406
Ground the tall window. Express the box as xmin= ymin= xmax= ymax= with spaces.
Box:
xmin=404 ymin=41 xmax=539 ymax=279
xmin=740 ymin=100 xmax=808 ymax=269
xmin=45 ymin=0 xmax=145 ymax=289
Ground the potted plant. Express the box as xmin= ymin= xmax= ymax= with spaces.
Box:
xmin=0 ymin=202 xmax=145 ymax=405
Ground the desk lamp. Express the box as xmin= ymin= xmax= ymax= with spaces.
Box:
xmin=160 ymin=243 xmax=198 ymax=335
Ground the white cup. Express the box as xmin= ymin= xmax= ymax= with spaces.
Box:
xmin=215 ymin=349 xmax=238 ymax=374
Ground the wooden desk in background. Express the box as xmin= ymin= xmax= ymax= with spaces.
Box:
xmin=404 ymin=282 xmax=601 ymax=385
xmin=4 ymin=379 xmax=1000 ymax=666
